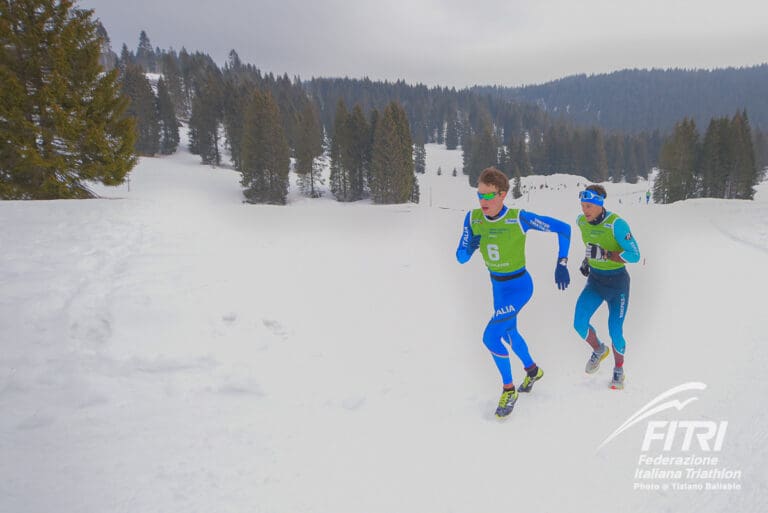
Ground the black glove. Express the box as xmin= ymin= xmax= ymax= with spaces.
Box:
xmin=585 ymin=243 xmax=607 ymax=261
xmin=579 ymin=257 xmax=590 ymax=277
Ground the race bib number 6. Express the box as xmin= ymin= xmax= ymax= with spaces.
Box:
xmin=487 ymin=244 xmax=500 ymax=261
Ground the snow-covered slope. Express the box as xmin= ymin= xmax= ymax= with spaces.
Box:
xmin=1 ymin=141 xmax=766 ymax=513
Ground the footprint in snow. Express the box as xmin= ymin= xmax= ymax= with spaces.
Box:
xmin=262 ymin=319 xmax=288 ymax=340
xmin=342 ymin=396 xmax=366 ymax=411
xmin=217 ymin=383 xmax=265 ymax=397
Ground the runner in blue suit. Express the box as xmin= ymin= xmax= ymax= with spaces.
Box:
xmin=574 ymin=184 xmax=641 ymax=390
xmin=456 ymin=168 xmax=571 ymax=418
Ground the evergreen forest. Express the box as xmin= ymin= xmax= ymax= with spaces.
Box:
xmin=1 ymin=2 xmax=766 ymax=203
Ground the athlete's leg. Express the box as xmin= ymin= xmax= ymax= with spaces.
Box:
xmin=482 ymin=273 xmax=534 ymax=386
xmin=507 ymin=316 xmax=534 ymax=369
xmin=606 ymin=272 xmax=630 ymax=367
xmin=483 ymin=320 xmax=514 ymax=386
xmin=574 ymin=281 xmax=605 ymax=350
xmin=503 ymin=273 xmax=535 ymax=368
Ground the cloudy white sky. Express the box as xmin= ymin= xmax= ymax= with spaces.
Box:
xmin=81 ymin=0 xmax=768 ymax=88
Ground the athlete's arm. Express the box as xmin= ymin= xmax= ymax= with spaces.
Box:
xmin=609 ymin=218 xmax=640 ymax=263
xmin=519 ymin=210 xmax=571 ymax=259
xmin=456 ymin=211 xmax=480 ymax=264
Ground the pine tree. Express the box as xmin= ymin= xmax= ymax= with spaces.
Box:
xmin=119 ymin=43 xmax=133 ymax=70
xmin=460 ymin=116 xmax=474 ymax=176
xmin=329 ymin=100 xmax=353 ymax=201
xmin=177 ymin=48 xmax=193 ymax=117
xmin=220 ymin=78 xmax=251 ymax=171
xmin=518 ymin=138 xmax=532 ymax=176
xmin=188 ymin=71 xmax=223 ymax=165
xmin=156 ymin=77 xmax=179 ymax=154
xmin=410 ymin=173 xmax=420 ymax=203
xmin=467 ymin=120 xmax=497 ymax=187
xmin=403 ymin=108 xmax=420 ymax=203
xmin=160 ymin=52 xmax=185 ymax=118
xmin=0 ymin=0 xmax=136 ymax=199
xmin=636 ymin=133 xmax=652 ymax=180
xmin=606 ymin=134 xmax=624 ymax=182
xmin=624 ymin=136 xmax=640 ymax=184
xmin=414 ymin=139 xmax=426 ymax=174
xmin=752 ymin=128 xmax=768 ymax=177
xmin=527 ymin=127 xmax=545 ymax=174
xmin=654 ymin=118 xmax=699 ymax=203
xmin=272 ymin=73 xmax=303 ymax=151
xmin=445 ymin=110 xmax=459 ymax=150
xmin=586 ymin=128 xmax=609 ymax=182
xmin=370 ymin=102 xmax=417 ymax=203
xmin=121 ymin=64 xmax=159 ymax=156
xmin=512 ymin=168 xmax=523 ymax=199
xmin=366 ymin=108 xmax=379 ymax=190
xmin=728 ymin=110 xmax=758 ymax=199
xmin=135 ymin=30 xmax=155 ymax=72
xmin=700 ymin=117 xmax=730 ymax=198
xmin=543 ymin=125 xmax=571 ymax=175
xmin=295 ymin=102 xmax=324 ymax=197
xmin=240 ymin=90 xmax=290 ymax=204
xmin=347 ymin=104 xmax=370 ymax=200
xmin=507 ymin=134 xmax=532 ymax=177
xmin=502 ymin=135 xmax=516 ymax=176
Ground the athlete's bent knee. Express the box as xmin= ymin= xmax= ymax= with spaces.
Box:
xmin=573 ymin=316 xmax=589 ymax=339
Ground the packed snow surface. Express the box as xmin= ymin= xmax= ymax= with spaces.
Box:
xmin=2 ymin=139 xmax=767 ymax=512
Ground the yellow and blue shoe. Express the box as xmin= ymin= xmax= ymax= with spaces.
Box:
xmin=519 ymin=367 xmax=544 ymax=393
xmin=495 ymin=388 xmax=519 ymax=418
xmin=585 ymin=344 xmax=610 ymax=374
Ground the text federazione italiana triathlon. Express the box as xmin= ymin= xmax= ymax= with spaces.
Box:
xmin=638 ymin=454 xmax=722 ymax=466
xmin=633 ymin=454 xmax=742 ymax=482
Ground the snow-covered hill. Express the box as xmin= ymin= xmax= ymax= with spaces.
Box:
xmin=1 ymin=140 xmax=766 ymax=513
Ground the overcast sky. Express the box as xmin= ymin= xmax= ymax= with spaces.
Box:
xmin=81 ymin=0 xmax=768 ymax=89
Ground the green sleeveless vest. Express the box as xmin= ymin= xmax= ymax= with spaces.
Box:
xmin=470 ymin=208 xmax=526 ymax=273
xmin=577 ymin=212 xmax=625 ymax=271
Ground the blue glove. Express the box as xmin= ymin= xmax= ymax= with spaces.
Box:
xmin=468 ymin=234 xmax=481 ymax=251
xmin=555 ymin=258 xmax=570 ymax=290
